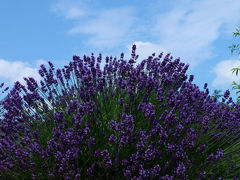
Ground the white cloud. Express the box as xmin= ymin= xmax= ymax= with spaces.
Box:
xmin=0 ymin=59 xmax=48 ymax=87
xmin=51 ymin=1 xmax=140 ymax=49
xmin=150 ymin=0 xmax=240 ymax=67
xmin=52 ymin=0 xmax=240 ymax=69
xmin=0 ymin=59 xmax=54 ymax=111
xmin=50 ymin=1 xmax=87 ymax=19
xmin=35 ymin=59 xmax=49 ymax=69
xmin=125 ymin=41 xmax=167 ymax=68
xmin=211 ymin=59 xmax=240 ymax=88
xmin=68 ymin=7 xmax=137 ymax=49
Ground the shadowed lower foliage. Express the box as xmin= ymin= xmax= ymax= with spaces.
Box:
xmin=0 ymin=45 xmax=240 ymax=179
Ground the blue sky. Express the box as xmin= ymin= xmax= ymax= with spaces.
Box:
xmin=1 ymin=0 xmax=240 ymax=103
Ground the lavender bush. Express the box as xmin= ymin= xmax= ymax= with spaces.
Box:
xmin=0 ymin=45 xmax=240 ymax=179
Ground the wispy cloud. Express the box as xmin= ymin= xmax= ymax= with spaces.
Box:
xmin=50 ymin=1 xmax=88 ymax=20
xmin=150 ymin=0 xmax=240 ymax=67
xmin=52 ymin=0 xmax=240 ymax=69
xmin=0 ymin=59 xmax=54 ymax=110
xmin=125 ymin=41 xmax=167 ymax=67
xmin=51 ymin=1 xmax=140 ymax=49
xmin=0 ymin=59 xmax=48 ymax=87
xmin=211 ymin=59 xmax=240 ymax=88
xmin=68 ymin=6 xmax=138 ymax=49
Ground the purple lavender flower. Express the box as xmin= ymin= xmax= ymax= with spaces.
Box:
xmin=109 ymin=134 xmax=117 ymax=144
xmin=0 ymin=45 xmax=239 ymax=179
xmin=88 ymin=137 xmax=95 ymax=148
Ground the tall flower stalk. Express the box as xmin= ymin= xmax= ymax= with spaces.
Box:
xmin=0 ymin=82 xmax=10 ymax=120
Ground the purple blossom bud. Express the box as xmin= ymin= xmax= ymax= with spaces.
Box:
xmin=199 ymin=171 xmax=206 ymax=180
xmin=189 ymin=74 xmax=194 ymax=82
xmin=109 ymin=134 xmax=117 ymax=144
xmin=224 ymin=89 xmax=230 ymax=99
xmin=48 ymin=173 xmax=55 ymax=179
xmin=88 ymin=137 xmax=95 ymax=148
xmin=123 ymin=169 xmax=132 ymax=179
xmin=118 ymin=98 xmax=124 ymax=107
xmin=48 ymin=61 xmax=55 ymax=71
xmin=0 ymin=82 xmax=4 ymax=88
xmin=204 ymin=83 xmax=208 ymax=89
xmin=215 ymin=148 xmax=224 ymax=160
xmin=74 ymin=173 xmax=81 ymax=180
xmin=175 ymin=162 xmax=186 ymax=175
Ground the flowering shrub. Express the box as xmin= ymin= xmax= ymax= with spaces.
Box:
xmin=0 ymin=45 xmax=240 ymax=179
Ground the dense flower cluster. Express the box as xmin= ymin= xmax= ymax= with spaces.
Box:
xmin=0 ymin=45 xmax=240 ymax=179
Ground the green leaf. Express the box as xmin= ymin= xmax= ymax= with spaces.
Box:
xmin=231 ymin=67 xmax=240 ymax=76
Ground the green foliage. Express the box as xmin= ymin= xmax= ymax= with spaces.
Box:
xmin=229 ymin=26 xmax=240 ymax=55
xmin=229 ymin=26 xmax=240 ymax=104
